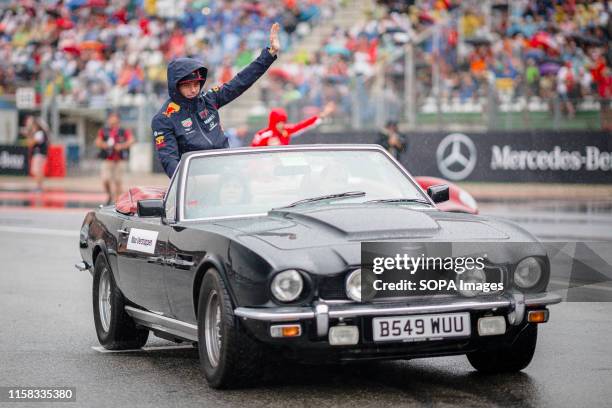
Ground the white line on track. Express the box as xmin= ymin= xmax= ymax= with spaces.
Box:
xmin=91 ymin=344 xmax=196 ymax=354
xmin=0 ymin=225 xmax=79 ymax=237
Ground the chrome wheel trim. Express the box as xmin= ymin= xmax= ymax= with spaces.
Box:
xmin=204 ymin=290 xmax=222 ymax=367
xmin=99 ymin=267 xmax=112 ymax=333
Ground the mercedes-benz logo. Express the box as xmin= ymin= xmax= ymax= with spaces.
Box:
xmin=436 ymin=133 xmax=477 ymax=180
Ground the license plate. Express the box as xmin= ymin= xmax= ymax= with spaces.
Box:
xmin=372 ymin=313 xmax=471 ymax=342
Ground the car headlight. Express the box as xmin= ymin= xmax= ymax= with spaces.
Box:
xmin=345 ymin=269 xmax=362 ymax=302
xmin=514 ymin=257 xmax=542 ymax=289
xmin=271 ymin=270 xmax=304 ymax=302
xmin=457 ymin=268 xmax=486 ymax=297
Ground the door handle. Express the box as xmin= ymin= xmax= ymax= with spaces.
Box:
xmin=166 ymin=258 xmax=195 ymax=267
xmin=117 ymin=229 xmax=129 ymax=235
xmin=147 ymin=256 xmax=164 ymax=264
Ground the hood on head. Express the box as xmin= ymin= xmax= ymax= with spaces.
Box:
xmin=268 ymin=108 xmax=288 ymax=128
xmin=167 ymin=58 xmax=208 ymax=104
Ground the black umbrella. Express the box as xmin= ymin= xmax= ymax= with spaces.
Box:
xmin=383 ymin=27 xmax=407 ymax=35
xmin=491 ymin=1 xmax=509 ymax=10
xmin=464 ymin=37 xmax=492 ymax=46
xmin=568 ymin=32 xmax=604 ymax=46
xmin=541 ymin=56 xmax=564 ymax=65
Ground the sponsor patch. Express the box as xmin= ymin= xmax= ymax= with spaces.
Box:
xmin=211 ymin=85 xmax=220 ymax=92
xmin=126 ymin=228 xmax=159 ymax=254
xmin=155 ymin=135 xmax=165 ymax=149
xmin=198 ymin=109 xmax=208 ymax=119
xmin=163 ymin=102 xmax=180 ymax=117
xmin=181 ymin=118 xmax=193 ymax=128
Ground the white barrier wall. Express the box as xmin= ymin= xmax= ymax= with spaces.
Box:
xmin=0 ymin=110 xmax=18 ymax=144
xmin=129 ymin=142 xmax=153 ymax=173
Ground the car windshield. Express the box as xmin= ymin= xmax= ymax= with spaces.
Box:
xmin=182 ymin=149 xmax=427 ymax=219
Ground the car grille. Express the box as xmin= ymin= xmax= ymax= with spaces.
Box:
xmin=318 ymin=275 xmax=346 ymax=300
xmin=317 ymin=266 xmax=505 ymax=301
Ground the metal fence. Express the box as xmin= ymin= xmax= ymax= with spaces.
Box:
xmin=277 ymin=71 xmax=610 ymax=133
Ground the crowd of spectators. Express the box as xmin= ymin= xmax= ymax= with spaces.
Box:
xmin=267 ymin=0 xmax=612 ymax=125
xmin=453 ymin=0 xmax=612 ymax=117
xmin=0 ymin=0 xmax=336 ymax=107
xmin=1 ymin=0 xmax=611 ymax=126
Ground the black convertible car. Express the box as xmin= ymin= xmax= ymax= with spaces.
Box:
xmin=77 ymin=145 xmax=561 ymax=388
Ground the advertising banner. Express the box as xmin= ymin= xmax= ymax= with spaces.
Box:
xmin=290 ymin=130 xmax=612 ymax=184
xmin=0 ymin=145 xmax=29 ymax=176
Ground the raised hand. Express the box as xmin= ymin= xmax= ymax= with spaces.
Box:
xmin=269 ymin=23 xmax=281 ymax=56
xmin=320 ymin=101 xmax=336 ymax=118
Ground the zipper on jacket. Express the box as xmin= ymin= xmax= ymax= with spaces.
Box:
xmin=192 ymin=112 xmax=213 ymax=146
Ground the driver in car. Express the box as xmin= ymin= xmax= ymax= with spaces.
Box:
xmin=152 ymin=23 xmax=281 ymax=177
xmin=318 ymin=164 xmax=350 ymax=194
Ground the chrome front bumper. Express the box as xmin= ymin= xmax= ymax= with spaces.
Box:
xmin=234 ymin=292 xmax=562 ymax=338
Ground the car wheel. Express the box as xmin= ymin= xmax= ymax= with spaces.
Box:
xmin=467 ymin=324 xmax=537 ymax=373
xmin=197 ymin=268 xmax=267 ymax=389
xmin=92 ymin=253 xmax=149 ymax=350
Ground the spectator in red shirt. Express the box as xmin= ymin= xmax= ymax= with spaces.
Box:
xmin=251 ymin=102 xmax=335 ymax=147
xmin=598 ymin=66 xmax=612 ymax=130
xmin=166 ymin=28 xmax=187 ymax=60
xmin=95 ymin=112 xmax=134 ymax=205
xmin=597 ymin=66 xmax=612 ymax=100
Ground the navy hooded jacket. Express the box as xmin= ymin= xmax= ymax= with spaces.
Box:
xmin=152 ymin=47 xmax=276 ymax=177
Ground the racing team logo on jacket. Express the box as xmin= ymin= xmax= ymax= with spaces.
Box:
xmin=181 ymin=118 xmax=193 ymax=128
xmin=154 ymin=131 xmax=165 ymax=149
xmin=163 ymin=102 xmax=181 ymax=117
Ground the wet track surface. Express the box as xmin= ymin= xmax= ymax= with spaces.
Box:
xmin=1 ymin=205 xmax=611 ymax=407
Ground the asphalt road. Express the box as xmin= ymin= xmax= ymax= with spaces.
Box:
xmin=1 ymin=207 xmax=612 ymax=408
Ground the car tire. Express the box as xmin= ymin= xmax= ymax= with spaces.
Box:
xmin=467 ymin=324 xmax=537 ymax=373
xmin=92 ymin=253 xmax=149 ymax=350
xmin=197 ymin=268 xmax=267 ymax=389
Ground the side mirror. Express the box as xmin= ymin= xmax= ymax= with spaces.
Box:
xmin=137 ymin=199 xmax=165 ymax=218
xmin=427 ymin=184 xmax=449 ymax=203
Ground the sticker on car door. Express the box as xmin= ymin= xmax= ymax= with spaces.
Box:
xmin=126 ymin=228 xmax=159 ymax=254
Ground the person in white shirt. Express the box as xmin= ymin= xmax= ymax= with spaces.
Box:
xmin=557 ymin=61 xmax=575 ymax=118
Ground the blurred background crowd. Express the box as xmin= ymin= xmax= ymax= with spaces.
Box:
xmin=0 ymin=0 xmax=610 ymax=175
xmin=0 ymin=0 xmax=336 ymax=106
xmin=2 ymin=0 xmax=611 ymax=123
xmin=268 ymin=0 xmax=612 ymax=128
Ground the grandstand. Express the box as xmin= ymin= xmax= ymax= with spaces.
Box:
xmin=0 ymin=0 xmax=610 ymax=171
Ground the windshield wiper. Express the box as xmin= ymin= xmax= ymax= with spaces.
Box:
xmin=276 ymin=191 xmax=366 ymax=209
xmin=365 ymin=198 xmax=433 ymax=206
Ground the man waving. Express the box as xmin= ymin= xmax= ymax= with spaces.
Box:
xmin=152 ymin=23 xmax=281 ymax=177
